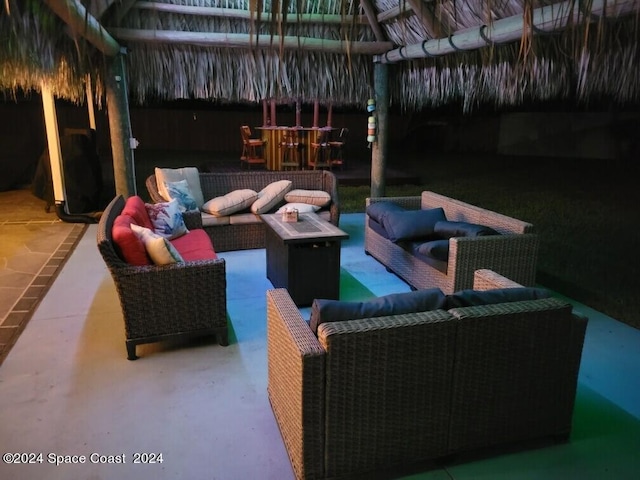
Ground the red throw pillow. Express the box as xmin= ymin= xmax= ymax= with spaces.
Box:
xmin=122 ymin=195 xmax=153 ymax=230
xmin=112 ymin=214 xmax=151 ymax=265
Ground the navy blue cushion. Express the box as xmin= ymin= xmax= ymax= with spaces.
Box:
xmin=415 ymin=239 xmax=450 ymax=262
xmin=434 ymin=220 xmax=500 ymax=238
xmin=446 ymin=287 xmax=551 ymax=309
xmin=366 ymin=201 xmax=405 ymax=224
xmin=310 ymin=288 xmax=447 ymax=334
xmin=382 ymin=207 xmax=447 ymax=243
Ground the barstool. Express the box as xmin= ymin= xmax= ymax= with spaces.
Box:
xmin=279 ymin=129 xmax=301 ymax=170
xmin=309 ymin=128 xmax=332 ymax=170
xmin=329 ymin=128 xmax=348 ymax=170
xmin=240 ymin=125 xmax=266 ymax=170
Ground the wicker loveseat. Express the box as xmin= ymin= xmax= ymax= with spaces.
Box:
xmin=365 ymin=191 xmax=540 ymax=293
xmin=146 ymin=170 xmax=340 ymax=252
xmin=267 ymin=269 xmax=588 ymax=480
xmin=97 ymin=195 xmax=228 ymax=360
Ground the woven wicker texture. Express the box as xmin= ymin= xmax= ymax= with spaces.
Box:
xmin=146 ymin=170 xmax=340 ymax=252
xmin=318 ymin=311 xmax=456 ymax=478
xmin=266 ymin=271 xmax=587 ymax=479
xmin=267 ymin=288 xmax=458 ymax=479
xmin=96 ymin=195 xmax=228 ymax=359
xmin=267 ymin=289 xmax=326 ymax=480
xmin=447 ymin=298 xmax=587 ymax=452
xmin=364 ymin=192 xmax=540 ymax=293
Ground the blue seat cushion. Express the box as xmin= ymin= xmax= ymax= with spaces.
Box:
xmin=310 ymin=288 xmax=447 ymax=334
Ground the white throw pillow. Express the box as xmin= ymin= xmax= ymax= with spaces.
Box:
xmin=276 ymin=202 xmax=321 ymax=214
xmin=155 ymin=167 xmax=204 ymax=208
xmin=251 ymin=180 xmax=293 ymax=214
xmin=164 ymin=179 xmax=199 ymax=212
xmin=284 ymin=189 xmax=331 ymax=207
xmin=145 ymin=198 xmax=189 ymax=240
xmin=202 ymin=189 xmax=258 ymax=216
xmin=130 ymin=224 xmax=184 ymax=265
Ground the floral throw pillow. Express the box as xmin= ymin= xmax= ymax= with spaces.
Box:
xmin=145 ymin=198 xmax=189 ymax=240
xmin=165 ymin=179 xmax=199 ymax=212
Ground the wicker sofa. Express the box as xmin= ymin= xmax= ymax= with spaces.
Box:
xmin=96 ymin=195 xmax=228 ymax=360
xmin=146 ymin=170 xmax=340 ymax=252
xmin=267 ymin=269 xmax=588 ymax=480
xmin=365 ymin=190 xmax=540 ymax=293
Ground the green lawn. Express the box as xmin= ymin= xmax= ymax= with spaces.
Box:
xmin=338 ymin=153 xmax=639 ymax=330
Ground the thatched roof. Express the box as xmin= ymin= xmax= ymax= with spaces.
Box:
xmin=2 ymin=0 xmax=639 ymax=112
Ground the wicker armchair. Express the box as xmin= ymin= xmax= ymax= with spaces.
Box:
xmin=365 ymin=191 xmax=540 ymax=293
xmin=96 ymin=195 xmax=228 ymax=360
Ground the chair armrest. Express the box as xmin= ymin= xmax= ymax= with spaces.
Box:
xmin=366 ymin=196 xmax=422 ymax=211
xmin=473 ymin=269 xmax=525 ymax=290
xmin=322 ymin=171 xmax=341 ymax=226
xmin=113 ymin=259 xmax=226 ymax=300
xmin=266 ymin=289 xmax=326 ymax=480
xmin=114 ymin=257 xmax=224 ymax=280
xmin=421 ymin=191 xmax=534 ymax=234
xmin=449 ymin=234 xmax=540 ymax=290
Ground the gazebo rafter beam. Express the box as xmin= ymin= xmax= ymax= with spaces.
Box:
xmin=404 ymin=0 xmax=444 ymax=37
xmin=378 ymin=0 xmax=640 ymax=63
xmin=43 ymin=0 xmax=120 ymax=56
xmin=360 ymin=0 xmax=388 ymax=41
xmin=109 ymin=28 xmax=393 ymax=54
xmin=130 ymin=1 xmax=369 ymax=25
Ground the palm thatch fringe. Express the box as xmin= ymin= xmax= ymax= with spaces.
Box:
xmin=125 ymin=44 xmax=372 ymax=105
xmin=2 ymin=1 xmax=639 ymax=111
xmin=391 ymin=15 xmax=640 ymax=112
xmin=0 ymin=0 xmax=106 ymax=104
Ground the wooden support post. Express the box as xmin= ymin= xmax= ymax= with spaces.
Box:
xmin=105 ymin=52 xmax=137 ymax=197
xmin=295 ymin=100 xmax=301 ymax=127
xmin=41 ymin=83 xmax=66 ymax=205
xmin=85 ymin=74 xmax=96 ymax=130
xmin=263 ymin=99 xmax=269 ymax=126
xmin=371 ymin=62 xmax=389 ymax=197
xmin=327 ymin=103 xmax=333 ymax=127
xmin=313 ymin=100 xmax=319 ymax=128
xmin=270 ymin=99 xmax=277 ymax=127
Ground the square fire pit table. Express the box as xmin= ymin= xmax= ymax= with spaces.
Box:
xmin=261 ymin=213 xmax=349 ymax=306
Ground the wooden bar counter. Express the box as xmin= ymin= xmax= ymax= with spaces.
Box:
xmin=256 ymin=126 xmax=333 ymax=170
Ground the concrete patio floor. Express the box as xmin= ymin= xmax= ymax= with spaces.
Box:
xmin=0 ymin=210 xmax=639 ymax=479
